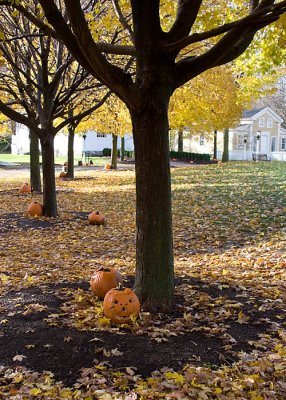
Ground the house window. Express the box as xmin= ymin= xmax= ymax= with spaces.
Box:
xmin=267 ymin=118 xmax=273 ymax=128
xmin=258 ymin=118 xmax=265 ymax=128
xmin=199 ymin=134 xmax=205 ymax=146
xmin=271 ymin=137 xmax=276 ymax=151
xmin=97 ymin=133 xmax=106 ymax=138
xmin=281 ymin=137 xmax=286 ymax=150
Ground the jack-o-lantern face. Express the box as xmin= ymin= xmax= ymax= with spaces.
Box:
xmin=103 ymin=286 xmax=140 ymax=324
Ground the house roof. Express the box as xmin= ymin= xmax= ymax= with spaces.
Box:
xmin=242 ymin=107 xmax=283 ymax=123
xmin=242 ymin=108 xmax=263 ymax=118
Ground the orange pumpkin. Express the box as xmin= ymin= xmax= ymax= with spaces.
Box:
xmin=88 ymin=211 xmax=106 ymax=226
xmin=59 ymin=171 xmax=67 ymax=178
xmin=20 ymin=183 xmax=32 ymax=193
xmin=103 ymin=285 xmax=140 ymax=324
xmin=90 ymin=267 xmax=123 ymax=299
xmin=105 ymin=163 xmax=111 ymax=170
xmin=27 ymin=201 xmax=43 ymax=217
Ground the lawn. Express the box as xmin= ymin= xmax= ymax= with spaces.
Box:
xmin=0 ymin=153 xmax=109 ymax=167
xmin=0 ymin=161 xmax=286 ymax=399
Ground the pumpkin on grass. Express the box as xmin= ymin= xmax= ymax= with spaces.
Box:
xmin=90 ymin=267 xmax=123 ymax=299
xmin=27 ymin=201 xmax=43 ymax=217
xmin=20 ymin=183 xmax=32 ymax=193
xmin=105 ymin=163 xmax=111 ymax=170
xmin=59 ymin=171 xmax=67 ymax=178
xmin=103 ymin=284 xmax=140 ymax=324
xmin=88 ymin=211 xmax=106 ymax=226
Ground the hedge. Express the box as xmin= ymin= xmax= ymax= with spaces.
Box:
xmin=170 ymin=151 xmax=211 ymax=162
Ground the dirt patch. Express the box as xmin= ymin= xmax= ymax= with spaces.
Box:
xmin=0 ymin=278 xmax=283 ymax=387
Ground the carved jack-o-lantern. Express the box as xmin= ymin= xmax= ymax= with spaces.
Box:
xmin=20 ymin=183 xmax=32 ymax=193
xmin=103 ymin=285 xmax=140 ymax=324
xmin=90 ymin=267 xmax=123 ymax=299
xmin=27 ymin=201 xmax=43 ymax=217
xmin=88 ymin=211 xmax=106 ymax=226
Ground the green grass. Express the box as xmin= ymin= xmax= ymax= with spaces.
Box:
xmin=0 ymin=153 xmax=109 ymax=166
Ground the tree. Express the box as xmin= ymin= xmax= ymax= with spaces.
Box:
xmin=91 ymin=93 xmax=132 ymax=169
xmin=0 ymin=4 xmax=109 ymax=216
xmin=222 ymin=128 xmax=230 ymax=162
xmin=169 ymin=66 xmax=244 ymax=154
xmin=253 ymin=75 xmax=286 ymax=126
xmin=10 ymin=0 xmax=286 ymax=312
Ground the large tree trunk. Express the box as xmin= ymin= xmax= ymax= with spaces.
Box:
xmin=40 ymin=134 xmax=58 ymax=217
xmin=29 ymin=129 xmax=41 ymax=192
xmin=222 ymin=128 xmax=229 ymax=162
xmin=120 ymin=135 xmax=125 ymax=161
xmin=111 ymin=133 xmax=118 ymax=169
xmin=131 ymin=100 xmax=174 ymax=313
xmin=66 ymin=126 xmax=75 ymax=178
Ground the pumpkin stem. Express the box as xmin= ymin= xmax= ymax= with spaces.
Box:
xmin=117 ymin=282 xmax=124 ymax=291
xmin=97 ymin=267 xmax=112 ymax=272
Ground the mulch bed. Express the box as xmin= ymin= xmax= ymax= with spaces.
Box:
xmin=0 ymin=278 xmax=283 ymax=387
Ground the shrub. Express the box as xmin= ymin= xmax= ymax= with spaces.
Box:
xmin=102 ymin=148 xmax=111 ymax=156
xmin=170 ymin=151 xmax=211 ymax=162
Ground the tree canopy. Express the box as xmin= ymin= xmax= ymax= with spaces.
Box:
xmin=3 ymin=0 xmax=286 ymax=312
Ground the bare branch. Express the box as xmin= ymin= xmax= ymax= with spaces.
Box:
xmin=56 ymin=90 xmax=112 ymax=132
xmin=111 ymin=0 xmax=134 ymax=42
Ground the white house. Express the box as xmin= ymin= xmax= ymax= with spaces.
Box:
xmin=11 ymin=123 xmax=134 ymax=157
xmin=171 ymin=107 xmax=286 ymax=161
xmin=82 ymin=130 xmax=134 ymax=155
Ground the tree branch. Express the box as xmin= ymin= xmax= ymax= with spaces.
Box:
xmin=111 ymin=0 xmax=134 ymax=42
xmin=56 ymin=90 xmax=112 ymax=132
xmin=174 ymin=17 xmax=276 ymax=88
xmin=38 ymin=0 xmax=139 ymax=109
xmin=0 ymin=100 xmax=40 ymax=134
xmin=167 ymin=0 xmax=203 ymax=43
xmin=165 ymin=1 xmax=286 ymax=54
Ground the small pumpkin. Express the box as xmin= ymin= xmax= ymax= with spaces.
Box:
xmin=88 ymin=211 xmax=106 ymax=226
xmin=103 ymin=284 xmax=140 ymax=324
xmin=27 ymin=201 xmax=43 ymax=217
xmin=105 ymin=163 xmax=111 ymax=170
xmin=59 ymin=171 xmax=67 ymax=178
xmin=20 ymin=182 xmax=32 ymax=193
xmin=90 ymin=267 xmax=123 ymax=299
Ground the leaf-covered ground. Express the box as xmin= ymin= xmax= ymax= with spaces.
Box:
xmin=0 ymin=161 xmax=286 ymax=399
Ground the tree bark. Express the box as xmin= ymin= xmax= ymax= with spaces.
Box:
xmin=222 ymin=128 xmax=229 ymax=162
xmin=131 ymin=100 xmax=174 ymax=313
xmin=66 ymin=126 xmax=75 ymax=178
xmin=40 ymin=134 xmax=58 ymax=217
xmin=213 ymin=130 xmax=217 ymax=160
xmin=120 ymin=135 xmax=125 ymax=161
xmin=178 ymin=129 xmax=183 ymax=152
xmin=111 ymin=133 xmax=118 ymax=169
xmin=29 ymin=129 xmax=41 ymax=192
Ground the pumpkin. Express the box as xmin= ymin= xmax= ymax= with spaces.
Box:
xmin=20 ymin=182 xmax=32 ymax=193
xmin=27 ymin=201 xmax=43 ymax=217
xmin=103 ymin=285 xmax=140 ymax=324
xmin=105 ymin=163 xmax=111 ymax=170
xmin=90 ymin=267 xmax=123 ymax=299
xmin=59 ymin=171 xmax=67 ymax=178
xmin=88 ymin=211 xmax=106 ymax=226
